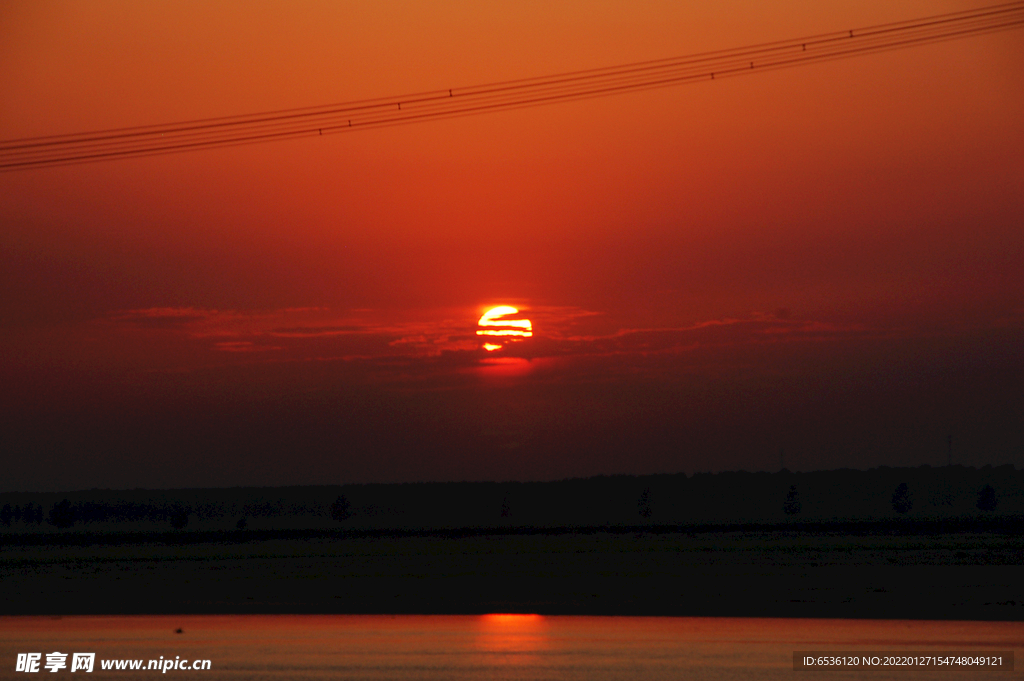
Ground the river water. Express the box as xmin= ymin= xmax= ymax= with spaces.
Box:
xmin=1 ymin=615 xmax=1019 ymax=680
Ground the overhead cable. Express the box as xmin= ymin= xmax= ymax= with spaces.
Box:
xmin=2 ymin=1 xmax=1022 ymax=170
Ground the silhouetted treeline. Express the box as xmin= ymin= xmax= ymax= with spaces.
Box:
xmin=1 ymin=464 xmax=1020 ymax=533
xmin=0 ymin=502 xmax=44 ymax=526
xmin=0 ymin=488 xmax=327 ymax=532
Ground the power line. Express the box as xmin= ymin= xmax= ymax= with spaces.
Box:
xmin=2 ymin=1 xmax=1022 ymax=171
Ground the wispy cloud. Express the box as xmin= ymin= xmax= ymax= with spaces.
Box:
xmin=98 ymin=304 xmax=876 ymax=380
xmin=267 ymin=325 xmax=365 ymax=338
xmin=547 ymin=311 xmax=870 ymax=360
xmin=214 ymin=341 xmax=284 ymax=353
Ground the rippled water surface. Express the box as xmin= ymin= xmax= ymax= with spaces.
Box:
xmin=2 ymin=615 xmax=1020 ymax=680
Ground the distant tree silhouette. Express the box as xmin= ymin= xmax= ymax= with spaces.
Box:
xmin=637 ymin=488 xmax=652 ymax=519
xmin=236 ymin=517 xmax=247 ymax=530
xmin=48 ymin=499 xmax=75 ymax=529
xmin=330 ymin=495 xmax=351 ymax=522
xmin=976 ymin=484 xmax=997 ymax=511
xmin=891 ymin=483 xmax=913 ymax=514
xmin=0 ymin=504 xmax=11 ymax=527
xmin=169 ymin=506 xmax=189 ymax=529
xmin=783 ymin=485 xmax=802 ymax=515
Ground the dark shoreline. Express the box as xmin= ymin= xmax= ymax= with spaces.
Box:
xmin=4 ymin=522 xmax=1023 ymax=621
xmin=4 ymin=516 xmax=1024 ymax=548
xmin=5 ymin=470 xmax=1022 ymax=620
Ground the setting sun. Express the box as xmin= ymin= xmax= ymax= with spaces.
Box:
xmin=477 ymin=306 xmax=533 ymax=350
xmin=1 ymin=1 xmax=1022 ymax=667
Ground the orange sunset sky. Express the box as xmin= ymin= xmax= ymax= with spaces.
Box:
xmin=1 ymin=1 xmax=1022 ymax=491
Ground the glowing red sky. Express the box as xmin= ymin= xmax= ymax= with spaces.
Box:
xmin=1 ymin=1 xmax=1022 ymax=491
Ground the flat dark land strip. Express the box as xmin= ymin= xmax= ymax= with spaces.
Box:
xmin=5 ymin=516 xmax=1024 ymax=547
xmin=3 ymin=527 xmax=1023 ymax=620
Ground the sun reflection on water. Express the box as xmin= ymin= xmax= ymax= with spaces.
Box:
xmin=474 ymin=614 xmax=548 ymax=662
